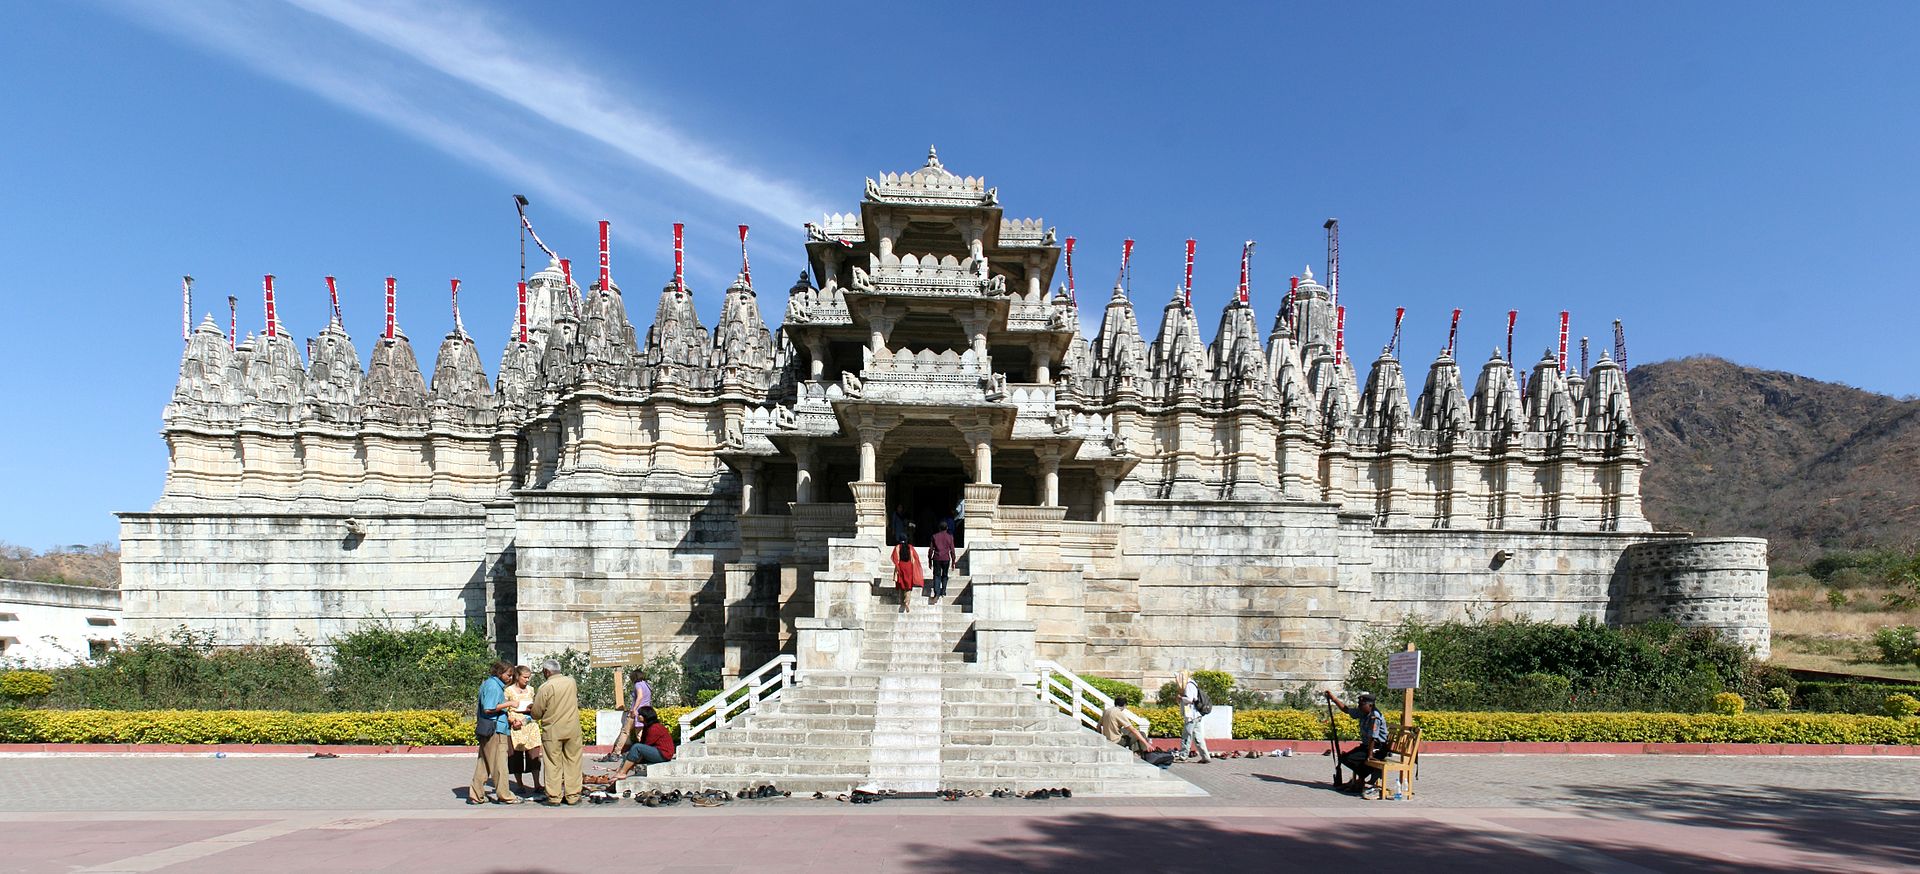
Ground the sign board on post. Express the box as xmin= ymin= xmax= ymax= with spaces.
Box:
xmin=1386 ymin=649 xmax=1422 ymax=690
xmin=586 ymin=614 xmax=646 ymax=669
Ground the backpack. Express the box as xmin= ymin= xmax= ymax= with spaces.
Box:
xmin=1192 ymin=683 xmax=1213 ymax=715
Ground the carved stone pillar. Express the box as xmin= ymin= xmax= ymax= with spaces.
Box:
xmin=739 ymin=459 xmax=760 ymax=515
xmin=1026 ymin=253 xmax=1043 ymax=300
xmin=806 ymin=336 xmax=829 ymax=382
xmin=973 ymin=441 xmax=993 ymax=484
xmin=794 ymin=443 xmax=815 ymax=504
xmin=955 ymin=308 xmax=991 ymax=360
xmin=1098 ymin=474 xmax=1117 ymax=522
xmin=858 ymin=434 xmax=879 ymax=482
xmin=1035 ymin=445 xmax=1062 ymax=507
xmin=1031 ymin=339 xmax=1052 ymax=385
xmin=863 ymin=303 xmax=898 ymax=354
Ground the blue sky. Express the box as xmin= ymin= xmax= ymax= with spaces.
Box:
xmin=3 ymin=1 xmax=1917 ymax=548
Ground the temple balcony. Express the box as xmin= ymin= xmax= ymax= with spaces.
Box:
xmin=851 ymin=346 xmax=998 ymax=405
xmin=851 ymin=253 xmax=1001 ymax=299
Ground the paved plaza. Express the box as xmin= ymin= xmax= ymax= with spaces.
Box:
xmin=0 ymin=753 xmax=1913 ymax=872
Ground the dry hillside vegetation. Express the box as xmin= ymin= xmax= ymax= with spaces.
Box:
xmin=0 ymin=543 xmax=119 ymax=588
xmin=1630 ymin=355 xmax=1920 ymax=563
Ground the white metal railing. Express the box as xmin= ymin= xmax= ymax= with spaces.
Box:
xmin=1031 ymin=660 xmax=1150 ymax=733
xmin=678 ymin=655 xmax=799 ymax=745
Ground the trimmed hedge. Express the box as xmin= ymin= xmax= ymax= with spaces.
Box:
xmin=3 ymin=705 xmax=1912 ymax=746
xmin=0 ymin=707 xmax=695 ymax=746
xmin=1797 ymin=681 xmax=1920 ymax=714
xmin=1132 ymin=706 xmax=1920 ymax=744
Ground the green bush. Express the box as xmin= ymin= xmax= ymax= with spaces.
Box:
xmin=1083 ymin=676 xmax=1143 ymax=707
xmin=1871 ymin=626 xmax=1919 ymax=666
xmin=1795 ymin=682 xmax=1920 ymax=714
xmin=1347 ymin=617 xmax=1757 ymax=713
xmin=43 ymin=629 xmax=332 ymax=711
xmin=1884 ymin=694 xmax=1920 ymax=720
xmin=0 ymin=670 xmax=54 ymax=701
xmin=1711 ymin=692 xmax=1746 ymax=716
xmin=1764 ymin=687 xmax=1793 ymax=711
xmin=329 ymin=620 xmax=496 ymax=711
xmin=1155 ymin=670 xmax=1253 ymax=708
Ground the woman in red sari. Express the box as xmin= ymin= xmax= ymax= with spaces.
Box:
xmin=892 ymin=538 xmax=923 ymax=613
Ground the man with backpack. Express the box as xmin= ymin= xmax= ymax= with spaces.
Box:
xmin=1177 ymin=671 xmax=1213 ymax=763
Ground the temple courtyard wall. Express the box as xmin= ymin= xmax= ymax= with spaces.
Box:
xmin=117 ymin=488 xmax=1769 ymax=683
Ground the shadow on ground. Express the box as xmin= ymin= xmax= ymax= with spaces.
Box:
xmin=902 ymin=788 xmax=1915 ymax=874
xmin=1557 ymin=777 xmax=1920 ymax=872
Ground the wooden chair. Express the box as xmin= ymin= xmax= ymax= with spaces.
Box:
xmin=1360 ymin=725 xmax=1422 ymax=800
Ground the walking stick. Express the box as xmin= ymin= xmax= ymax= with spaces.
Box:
xmin=1326 ymin=696 xmax=1344 ymax=786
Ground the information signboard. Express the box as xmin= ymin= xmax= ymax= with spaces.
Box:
xmin=586 ymin=614 xmax=645 ymax=668
xmin=1387 ymin=649 xmax=1422 ymax=690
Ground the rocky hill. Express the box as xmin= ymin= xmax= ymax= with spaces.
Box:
xmin=1630 ymin=356 xmax=1920 ymax=563
xmin=0 ymin=543 xmax=119 ymax=588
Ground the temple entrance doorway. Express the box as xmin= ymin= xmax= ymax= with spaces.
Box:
xmin=886 ymin=449 xmax=968 ymax=547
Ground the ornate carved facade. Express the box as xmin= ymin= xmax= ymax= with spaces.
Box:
xmin=121 ymin=150 xmax=1769 ymax=688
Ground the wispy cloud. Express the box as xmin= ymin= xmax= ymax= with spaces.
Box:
xmin=284 ymin=0 xmax=822 ymax=229
xmin=104 ymin=0 xmax=826 ymax=284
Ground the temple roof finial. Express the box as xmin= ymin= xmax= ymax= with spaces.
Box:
xmin=1302 ymin=265 xmax=1315 ymax=283
xmin=926 ymin=144 xmax=941 ymax=169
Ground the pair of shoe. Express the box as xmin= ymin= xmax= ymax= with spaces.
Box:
xmin=596 ymin=752 xmax=621 ymax=763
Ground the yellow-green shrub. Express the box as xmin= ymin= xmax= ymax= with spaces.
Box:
xmin=0 ymin=706 xmax=697 ymax=746
xmin=1884 ymin=694 xmax=1920 ymax=720
xmin=1711 ymin=692 xmax=1746 ymax=716
xmin=0 ymin=671 xmax=54 ymax=700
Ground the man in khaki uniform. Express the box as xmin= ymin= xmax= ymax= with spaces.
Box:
xmin=529 ymin=658 xmax=583 ymax=805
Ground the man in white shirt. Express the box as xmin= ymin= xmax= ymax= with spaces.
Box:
xmin=1177 ymin=671 xmax=1212 ymax=763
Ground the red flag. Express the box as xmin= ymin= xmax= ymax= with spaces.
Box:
xmin=1183 ymin=238 xmax=1196 ymax=309
xmin=450 ymin=278 xmax=463 ymax=335
xmin=1447 ymin=308 xmax=1461 ymax=355
xmin=516 ymin=281 xmax=528 ymax=344
xmin=1118 ymin=238 xmax=1135 ymax=288
xmin=738 ymin=224 xmax=751 ymax=287
xmin=326 ymin=275 xmax=341 ymax=326
xmin=672 ymin=222 xmax=686 ymax=292
xmin=598 ymin=220 xmax=612 ymax=293
xmin=1335 ymin=305 xmax=1347 ymax=365
xmin=262 ymin=274 xmax=278 ymax=338
xmin=385 ymin=277 xmax=397 ymax=340
xmin=1505 ymin=309 xmax=1518 ymax=364
xmin=1558 ymin=310 xmax=1570 ymax=374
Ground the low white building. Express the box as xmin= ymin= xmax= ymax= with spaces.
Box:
xmin=0 ymin=579 xmax=123 ymax=666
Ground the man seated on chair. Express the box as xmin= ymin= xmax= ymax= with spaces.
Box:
xmin=1324 ymin=690 xmax=1390 ymax=792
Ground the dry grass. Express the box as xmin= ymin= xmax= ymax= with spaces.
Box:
xmin=1770 ymin=608 xmax=1920 ymax=639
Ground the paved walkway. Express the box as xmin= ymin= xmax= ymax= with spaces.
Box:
xmin=0 ymin=754 xmax=1913 ymax=872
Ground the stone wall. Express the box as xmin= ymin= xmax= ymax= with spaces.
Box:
xmin=118 ymin=508 xmax=488 ymax=646
xmin=1078 ymin=499 xmax=1346 ymax=691
xmin=509 ymin=489 xmax=741 ymax=667
xmin=1620 ymin=537 xmax=1771 ymax=659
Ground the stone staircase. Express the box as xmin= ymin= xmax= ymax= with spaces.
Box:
xmin=622 ymin=591 xmax=1202 ymax=797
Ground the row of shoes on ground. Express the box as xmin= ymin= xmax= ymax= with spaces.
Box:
xmin=734 ymin=784 xmax=789 ymax=800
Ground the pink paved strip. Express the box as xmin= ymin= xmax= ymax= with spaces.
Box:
xmin=7 ymin=740 xmax=1918 ymax=757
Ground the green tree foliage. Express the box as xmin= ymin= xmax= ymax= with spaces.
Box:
xmin=1346 ymin=617 xmax=1760 ymax=713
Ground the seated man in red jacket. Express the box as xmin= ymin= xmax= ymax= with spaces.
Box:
xmin=610 ymin=706 xmax=675 ymax=779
